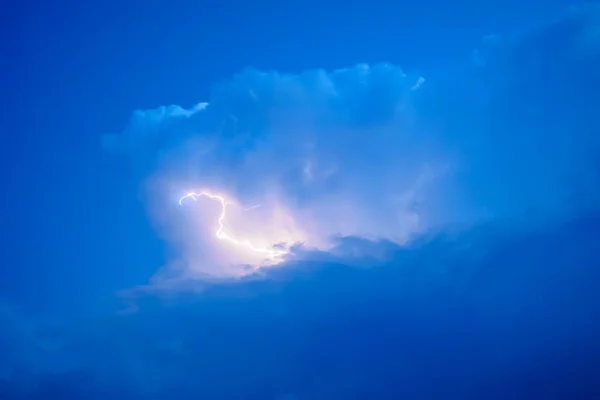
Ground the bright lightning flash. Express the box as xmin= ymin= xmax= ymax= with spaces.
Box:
xmin=178 ymin=191 xmax=288 ymax=260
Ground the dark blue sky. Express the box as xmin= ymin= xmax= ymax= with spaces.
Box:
xmin=2 ymin=1 xmax=600 ymax=398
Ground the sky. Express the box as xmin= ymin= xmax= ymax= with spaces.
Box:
xmin=2 ymin=0 xmax=600 ymax=398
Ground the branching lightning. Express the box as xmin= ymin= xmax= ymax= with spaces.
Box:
xmin=178 ymin=191 xmax=288 ymax=259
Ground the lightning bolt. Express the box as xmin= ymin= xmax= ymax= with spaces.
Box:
xmin=178 ymin=191 xmax=287 ymax=259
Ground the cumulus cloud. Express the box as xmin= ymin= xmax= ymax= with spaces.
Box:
xmin=104 ymin=5 xmax=600 ymax=284
xmin=104 ymin=64 xmax=447 ymax=279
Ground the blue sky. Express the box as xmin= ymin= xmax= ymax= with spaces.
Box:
xmin=2 ymin=0 xmax=600 ymax=398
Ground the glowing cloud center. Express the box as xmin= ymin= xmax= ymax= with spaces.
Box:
xmin=178 ymin=191 xmax=288 ymax=259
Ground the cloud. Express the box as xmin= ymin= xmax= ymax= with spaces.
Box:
xmin=2 ymin=5 xmax=599 ymax=399
xmin=2 ymin=212 xmax=600 ymax=398
xmin=104 ymin=64 xmax=447 ymax=279
xmin=104 ymin=5 xmax=600 ymax=284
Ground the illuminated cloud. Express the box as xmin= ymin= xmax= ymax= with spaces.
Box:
xmin=104 ymin=5 xmax=600 ymax=282
xmin=104 ymin=64 xmax=446 ymax=278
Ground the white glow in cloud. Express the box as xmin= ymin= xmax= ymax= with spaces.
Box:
xmin=178 ymin=190 xmax=290 ymax=260
xmin=104 ymin=64 xmax=445 ymax=279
